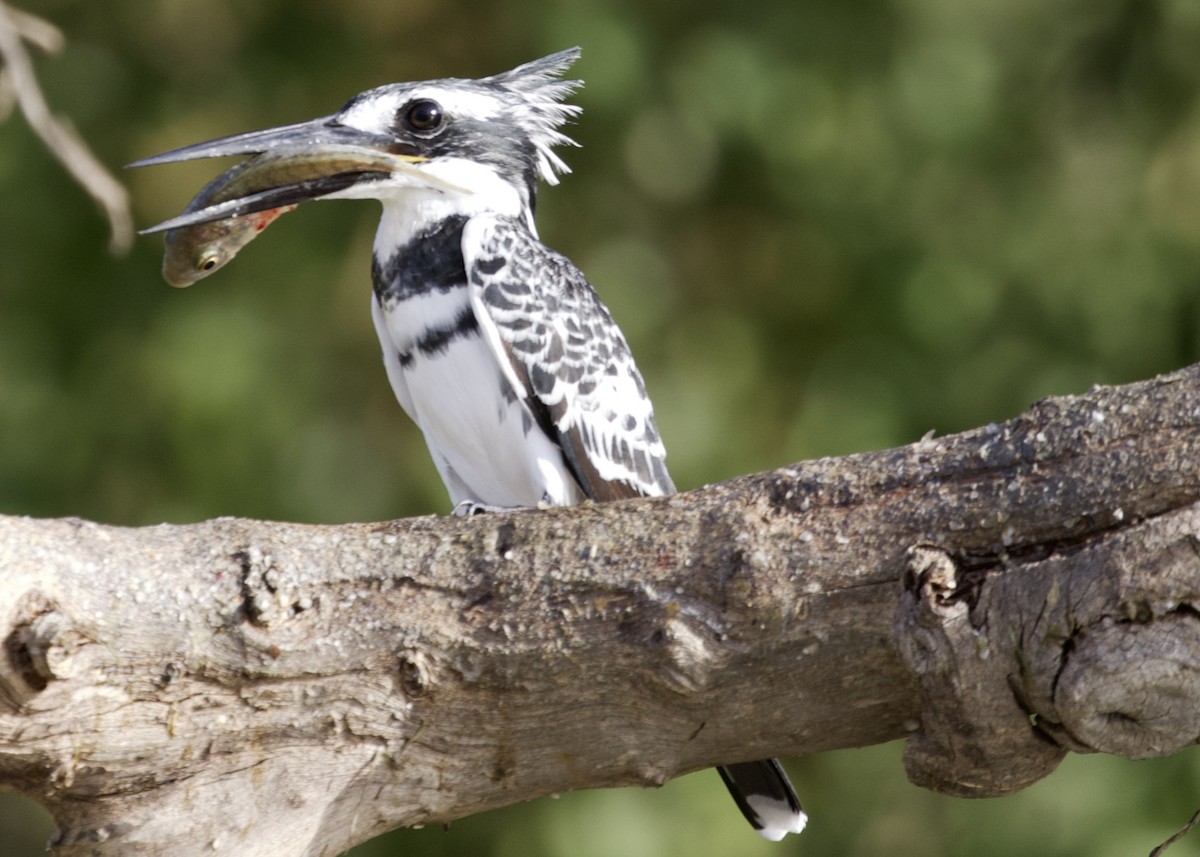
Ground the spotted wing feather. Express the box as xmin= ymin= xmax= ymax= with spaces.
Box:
xmin=464 ymin=214 xmax=674 ymax=501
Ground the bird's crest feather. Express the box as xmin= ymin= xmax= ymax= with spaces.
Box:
xmin=485 ymin=48 xmax=583 ymax=185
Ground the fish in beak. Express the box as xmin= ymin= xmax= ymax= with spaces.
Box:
xmin=133 ymin=120 xmax=467 ymax=284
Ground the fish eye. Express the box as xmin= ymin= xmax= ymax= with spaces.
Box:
xmin=197 ymin=252 xmax=221 ymax=273
xmin=404 ymin=99 xmax=444 ymax=134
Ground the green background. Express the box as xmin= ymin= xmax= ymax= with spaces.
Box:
xmin=3 ymin=0 xmax=1200 ymax=854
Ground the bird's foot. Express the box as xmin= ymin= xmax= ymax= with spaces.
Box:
xmin=452 ymin=496 xmax=560 ymax=516
xmin=452 ymin=500 xmax=523 ymax=517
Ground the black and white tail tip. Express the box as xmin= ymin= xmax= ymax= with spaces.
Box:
xmin=718 ymin=759 xmax=808 ymax=841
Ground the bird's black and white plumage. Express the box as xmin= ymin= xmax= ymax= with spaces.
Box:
xmin=131 ymin=47 xmax=806 ymax=841
xmin=353 ymin=51 xmax=675 ymax=507
xmin=369 ymin=207 xmax=674 ymax=508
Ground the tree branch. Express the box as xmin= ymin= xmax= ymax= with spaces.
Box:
xmin=0 ymin=3 xmax=133 ymax=254
xmin=1 ymin=364 xmax=1198 ymax=856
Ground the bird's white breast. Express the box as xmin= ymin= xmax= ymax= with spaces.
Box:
xmin=372 ymin=282 xmax=579 ymax=509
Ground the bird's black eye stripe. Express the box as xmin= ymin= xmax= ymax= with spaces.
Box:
xmin=404 ymin=99 xmax=444 ymax=134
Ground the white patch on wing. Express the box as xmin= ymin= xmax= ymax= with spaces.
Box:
xmin=469 ymin=290 xmax=531 ymax=421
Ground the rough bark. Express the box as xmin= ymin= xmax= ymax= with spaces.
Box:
xmin=1 ymin=364 xmax=1198 ymax=857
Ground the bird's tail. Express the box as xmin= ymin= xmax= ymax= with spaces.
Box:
xmin=716 ymin=758 xmax=807 ymax=841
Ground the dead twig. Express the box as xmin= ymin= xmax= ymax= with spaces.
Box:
xmin=0 ymin=2 xmax=132 ymax=254
xmin=1149 ymin=809 xmax=1200 ymax=857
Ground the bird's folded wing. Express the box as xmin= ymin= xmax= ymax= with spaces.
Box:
xmin=463 ymin=214 xmax=674 ymax=501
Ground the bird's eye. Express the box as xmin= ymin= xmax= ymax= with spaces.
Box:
xmin=404 ymin=99 xmax=444 ymax=133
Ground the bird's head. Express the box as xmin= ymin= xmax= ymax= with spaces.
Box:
xmin=133 ymin=49 xmax=582 ymax=233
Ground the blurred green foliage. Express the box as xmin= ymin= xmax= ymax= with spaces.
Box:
xmin=2 ymin=0 xmax=1200 ymax=853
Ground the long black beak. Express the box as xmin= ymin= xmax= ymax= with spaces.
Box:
xmin=128 ymin=115 xmax=403 ymax=168
xmin=131 ymin=116 xmax=440 ymax=234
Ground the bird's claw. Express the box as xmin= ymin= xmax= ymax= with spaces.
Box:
xmin=452 ymin=500 xmax=520 ymax=517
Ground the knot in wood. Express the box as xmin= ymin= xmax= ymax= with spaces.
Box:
xmin=899 ymin=545 xmax=969 ymax=674
xmin=396 ymin=648 xmax=436 ymax=699
xmin=235 ymin=547 xmax=314 ymax=629
xmin=1055 ymin=613 xmax=1200 ymax=758
xmin=1 ymin=594 xmax=89 ymax=707
xmin=896 ymin=545 xmax=1065 ymax=795
xmin=904 ymin=544 xmax=967 ymax=618
xmin=659 ymin=610 xmax=717 ymax=694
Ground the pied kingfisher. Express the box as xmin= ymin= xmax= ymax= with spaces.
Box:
xmin=132 ymin=48 xmax=806 ymax=842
